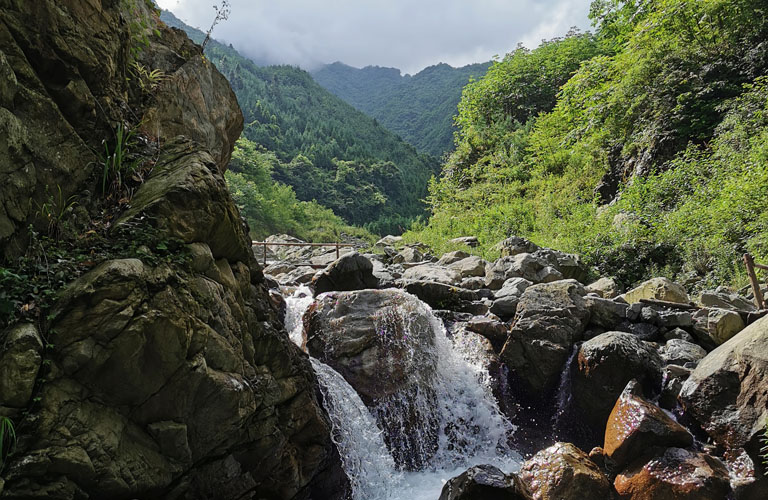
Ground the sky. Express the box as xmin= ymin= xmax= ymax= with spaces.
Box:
xmin=156 ymin=0 xmax=594 ymax=75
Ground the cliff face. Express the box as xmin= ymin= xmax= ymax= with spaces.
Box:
xmin=0 ymin=1 xmax=346 ymax=498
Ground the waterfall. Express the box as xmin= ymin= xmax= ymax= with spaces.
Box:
xmin=283 ymin=287 xmax=520 ymax=500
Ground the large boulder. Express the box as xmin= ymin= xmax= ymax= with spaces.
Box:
xmin=680 ymin=315 xmax=768 ymax=473
xmin=402 ymin=263 xmax=462 ymax=285
xmin=392 ymin=246 xmax=425 ymax=264
xmin=437 ymin=250 xmax=471 ymax=265
xmin=439 ymin=465 xmax=533 ymax=500
xmin=573 ymin=332 xmax=663 ymax=431
xmin=621 ymin=277 xmax=690 ymax=304
xmin=0 ymin=323 xmax=43 ymax=409
xmin=692 ymin=307 xmax=746 ymax=345
xmin=586 ymin=296 xmax=629 ymax=329
xmin=659 ymin=338 xmax=707 ymax=366
xmin=486 ymin=254 xmax=563 ymax=289
xmin=532 ymin=248 xmax=591 ymax=283
xmin=614 ymin=448 xmax=730 ymax=500
xmin=604 ymin=380 xmax=693 ymax=469
xmin=448 ymin=256 xmax=487 ymax=278
xmin=495 ymin=236 xmax=539 ymax=257
xmin=490 ymin=277 xmax=533 ymax=319
xmin=520 ymin=442 xmax=612 ymax=500
xmin=311 ymin=252 xmax=378 ymax=295
xmin=699 ymin=289 xmax=755 ymax=312
xmin=500 ymin=280 xmax=590 ymax=396
xmin=403 ymin=281 xmax=479 ymax=310
xmin=586 ymin=277 xmax=621 ymax=299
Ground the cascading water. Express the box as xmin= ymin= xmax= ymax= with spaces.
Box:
xmin=283 ymin=287 xmax=521 ymax=500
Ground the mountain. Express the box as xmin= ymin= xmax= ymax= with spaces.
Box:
xmin=312 ymin=61 xmax=491 ymax=157
xmin=160 ymin=10 xmax=439 ymax=234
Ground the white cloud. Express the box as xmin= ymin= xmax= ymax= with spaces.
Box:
xmin=157 ymin=0 xmax=593 ymax=74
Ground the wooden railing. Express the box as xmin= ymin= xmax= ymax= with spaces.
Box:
xmin=252 ymin=241 xmax=356 ymax=267
xmin=744 ymin=253 xmax=768 ymax=309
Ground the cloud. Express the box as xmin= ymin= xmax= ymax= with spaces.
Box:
xmin=156 ymin=0 xmax=593 ymax=74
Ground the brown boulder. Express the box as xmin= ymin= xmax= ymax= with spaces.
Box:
xmin=440 ymin=465 xmax=533 ymax=500
xmin=520 ymin=442 xmax=612 ymax=500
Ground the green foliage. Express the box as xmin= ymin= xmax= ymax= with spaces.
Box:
xmin=101 ymin=124 xmax=138 ymax=195
xmin=160 ymin=10 xmax=439 ymax=233
xmin=312 ymin=62 xmax=492 ymax=157
xmin=0 ymin=416 xmax=16 ymax=472
xmin=227 ymin=138 xmax=375 ymax=243
xmin=129 ymin=62 xmax=168 ymax=94
xmin=121 ymin=0 xmax=158 ymax=62
xmin=33 ymin=184 xmax=78 ymax=240
xmin=410 ymin=0 xmax=768 ymax=289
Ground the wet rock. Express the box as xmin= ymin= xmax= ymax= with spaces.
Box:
xmin=449 ymin=236 xmax=480 ymax=248
xmin=0 ymin=323 xmax=43 ymax=408
xmin=466 ymin=316 xmax=509 ymax=352
xmin=439 ymin=464 xmax=533 ymax=500
xmin=437 ymin=250 xmax=471 ymax=265
xmin=604 ymin=380 xmax=693 ymax=468
xmin=520 ymin=442 xmax=612 ymax=500
xmin=660 ymin=339 xmax=706 ymax=366
xmin=573 ymin=332 xmax=663 ymax=431
xmin=402 ymin=263 xmax=462 ymax=285
xmin=586 ymin=277 xmax=621 ymax=299
xmin=621 ymin=277 xmax=690 ymax=305
xmin=586 ymin=296 xmax=628 ymax=329
xmin=680 ymin=315 xmax=768 ymax=470
xmin=448 ymin=256 xmax=488 ymax=278
xmin=659 ymin=364 xmax=692 ymax=410
xmin=500 ymin=280 xmax=590 ymax=395
xmin=692 ymin=307 xmax=745 ymax=345
xmin=403 ymin=281 xmax=478 ymax=310
xmin=311 ymin=252 xmax=379 ymax=295
xmin=614 ymin=448 xmax=730 ymax=500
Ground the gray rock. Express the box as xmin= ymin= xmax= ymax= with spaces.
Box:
xmin=699 ymin=289 xmax=755 ymax=312
xmin=392 ymin=246 xmax=424 ymax=264
xmin=490 ymin=278 xmax=532 ymax=319
xmin=403 ymin=281 xmax=478 ymax=310
xmin=375 ymin=235 xmax=403 ymax=248
xmin=585 ymin=277 xmax=621 ymax=299
xmin=402 ymin=263 xmax=462 ymax=285
xmin=485 ymin=253 xmax=560 ymax=288
xmin=460 ymin=276 xmax=487 ymax=290
xmin=311 ymin=252 xmax=379 ymax=294
xmin=437 ymin=250 xmax=471 ymax=265
xmin=659 ymin=364 xmax=692 ymax=410
xmin=448 ymin=256 xmax=487 ymax=278
xmin=448 ymin=236 xmax=480 ymax=248
xmin=692 ymin=307 xmax=746 ymax=345
xmin=585 ymin=296 xmax=628 ymax=329
xmin=660 ymin=339 xmax=707 ymax=366
xmin=494 ymin=236 xmax=540 ymax=257
xmin=0 ymin=323 xmax=43 ymax=408
xmin=663 ymin=327 xmax=696 ymax=343
xmin=439 ymin=465 xmax=532 ymax=500
xmin=620 ymin=277 xmax=690 ymax=304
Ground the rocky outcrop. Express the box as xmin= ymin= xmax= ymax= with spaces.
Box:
xmin=0 ymin=323 xmax=43 ymax=410
xmin=311 ymin=252 xmax=379 ymax=295
xmin=439 ymin=465 xmax=533 ymax=500
xmin=519 ymin=442 xmax=612 ymax=500
xmin=0 ymin=2 xmax=345 ymax=498
xmin=679 ymin=315 xmax=768 ymax=476
xmin=620 ymin=277 xmax=690 ymax=304
xmin=614 ymin=448 xmax=730 ymax=500
xmin=691 ymin=307 xmax=745 ymax=345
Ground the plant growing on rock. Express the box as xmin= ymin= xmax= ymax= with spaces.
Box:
xmin=33 ymin=184 xmax=78 ymax=240
xmin=0 ymin=416 xmax=16 ymax=472
xmin=129 ymin=61 xmax=168 ymax=94
xmin=201 ymin=1 xmax=230 ymax=52
xmin=101 ymin=123 xmax=138 ymax=195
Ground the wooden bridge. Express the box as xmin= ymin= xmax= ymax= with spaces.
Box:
xmin=252 ymin=241 xmax=356 ymax=268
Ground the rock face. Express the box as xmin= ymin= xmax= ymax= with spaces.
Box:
xmin=621 ymin=277 xmax=690 ymax=304
xmin=679 ymin=315 xmax=768 ymax=473
xmin=0 ymin=323 xmax=43 ymax=409
xmin=520 ymin=442 xmax=612 ymax=500
xmin=604 ymin=381 xmax=693 ymax=469
xmin=0 ymin=2 xmax=345 ymax=498
xmin=573 ymin=332 xmax=663 ymax=431
xmin=614 ymin=448 xmax=730 ymax=500
xmin=311 ymin=252 xmax=379 ymax=295
xmin=439 ymin=465 xmax=533 ymax=500
xmin=501 ymin=280 xmax=590 ymax=396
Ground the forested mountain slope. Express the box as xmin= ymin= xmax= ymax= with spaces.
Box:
xmin=407 ymin=0 xmax=768 ymax=289
xmin=313 ymin=61 xmax=491 ymax=157
xmin=160 ymin=10 xmax=439 ymax=234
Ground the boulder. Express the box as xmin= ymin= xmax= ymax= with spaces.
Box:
xmin=692 ymin=307 xmax=745 ymax=345
xmin=532 ymin=249 xmax=591 ymax=283
xmin=495 ymin=236 xmax=540 ymax=257
xmin=402 ymin=263 xmax=461 ymax=285
xmin=699 ymin=289 xmax=755 ymax=312
xmin=460 ymin=276 xmax=487 ymax=290
xmin=0 ymin=323 xmax=43 ymax=408
xmin=375 ymin=235 xmax=402 ymax=248
xmin=466 ymin=316 xmax=509 ymax=352
xmin=604 ymin=380 xmax=693 ymax=468
xmin=659 ymin=364 xmax=692 ymax=410
xmin=485 ymin=253 xmax=563 ymax=289
xmin=490 ymin=278 xmax=533 ymax=319
xmin=439 ymin=465 xmax=533 ymax=500
xmin=664 ymin=327 xmax=696 ymax=343
xmin=586 ymin=277 xmax=621 ymax=299
xmin=520 ymin=442 xmax=612 ymax=500
xmin=403 ymin=281 xmax=478 ymax=310
xmin=679 ymin=315 xmax=768 ymax=469
xmin=586 ymin=296 xmax=628 ymax=329
xmin=621 ymin=277 xmax=690 ymax=305
xmin=659 ymin=339 xmax=707 ymax=366
xmin=448 ymin=256 xmax=487 ymax=278
xmin=311 ymin=252 xmax=379 ymax=295
xmin=392 ymin=246 xmax=425 ymax=264
xmin=448 ymin=236 xmax=480 ymax=248
xmin=437 ymin=250 xmax=471 ymax=265
xmin=500 ymin=280 xmax=590 ymax=395
xmin=573 ymin=332 xmax=663 ymax=430
xmin=614 ymin=448 xmax=730 ymax=500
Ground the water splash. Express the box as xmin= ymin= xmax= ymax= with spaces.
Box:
xmin=284 ymin=285 xmax=314 ymax=346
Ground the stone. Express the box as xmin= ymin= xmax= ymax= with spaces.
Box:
xmin=659 ymin=364 xmax=692 ymax=410
xmin=466 ymin=316 xmax=509 ymax=352
xmin=664 ymin=327 xmax=696 ymax=343
xmin=680 ymin=315 xmax=768 ymax=469
xmin=692 ymin=307 xmax=746 ymax=345
xmin=147 ymin=421 xmax=192 ymax=462
xmin=660 ymin=339 xmax=707 ymax=366
xmin=616 ymin=320 xmax=661 ymax=342
xmin=448 ymin=256 xmax=487 ymax=278
xmin=520 ymin=442 xmax=612 ymax=500
xmin=500 ymin=280 xmax=590 ymax=395
xmin=439 ymin=465 xmax=533 ymax=500
xmin=402 ymin=264 xmax=461 ymax=285
xmin=586 ymin=296 xmax=628 ymax=329
xmin=532 ymin=249 xmax=591 ymax=283
xmin=461 ymin=276 xmax=487 ymax=290
xmin=495 ymin=236 xmax=540 ymax=257
xmin=485 ymin=253 xmax=563 ymax=289
xmin=403 ymin=281 xmax=479 ymax=310
xmin=448 ymin=236 xmax=480 ymax=248
xmin=604 ymin=380 xmax=693 ymax=468
xmin=699 ymin=289 xmax=755 ymax=312
xmin=375 ymin=235 xmax=403 ymax=248
xmin=490 ymin=278 xmax=533 ymax=319
xmin=392 ymin=246 xmax=424 ymax=264
xmin=0 ymin=323 xmax=43 ymax=408
xmin=614 ymin=448 xmax=730 ymax=500
xmin=573 ymin=332 xmax=663 ymax=431
xmin=621 ymin=277 xmax=690 ymax=305
xmin=311 ymin=252 xmax=379 ymax=295
xmin=586 ymin=277 xmax=621 ymax=299
xmin=437 ymin=250 xmax=471 ymax=265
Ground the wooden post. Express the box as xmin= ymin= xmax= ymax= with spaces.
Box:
xmin=263 ymin=243 xmax=267 ymax=267
xmin=744 ymin=253 xmax=765 ymax=309
xmin=336 ymin=243 xmax=340 ymax=260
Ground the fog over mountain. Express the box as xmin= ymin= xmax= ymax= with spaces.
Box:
xmin=156 ymin=0 xmax=592 ymax=74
